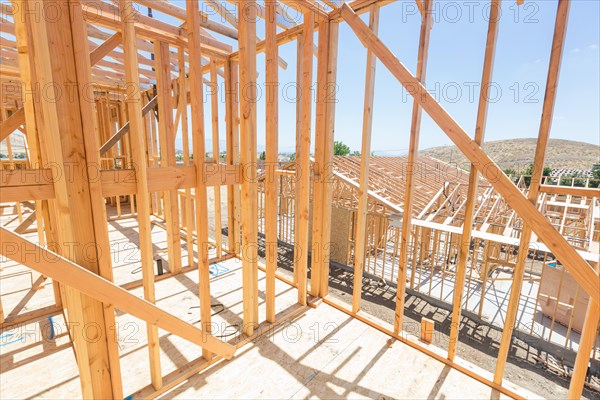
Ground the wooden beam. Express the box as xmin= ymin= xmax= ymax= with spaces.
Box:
xmin=89 ymin=32 xmax=122 ymax=66
xmin=225 ymin=59 xmax=241 ymax=255
xmin=295 ymin=9 xmax=315 ymax=306
xmin=178 ymin=46 xmax=194 ymax=268
xmin=99 ymin=95 xmax=157 ymax=155
xmin=568 ymin=265 xmax=600 ymax=398
xmin=0 ymin=107 xmax=24 ymax=141
xmin=209 ymin=59 xmax=223 ymax=259
xmin=0 ymin=228 xmax=236 ymax=360
xmin=318 ymin=21 xmax=339 ymax=298
xmin=79 ymin=0 xmax=231 ymax=56
xmin=186 ymin=0 xmax=214 ymax=360
xmin=293 ymin=32 xmax=303 ymax=286
xmin=204 ymin=0 xmax=288 ymax=70
xmin=1 ymin=164 xmax=242 ymax=201
xmin=339 ymin=3 xmax=599 ymax=304
xmin=133 ymin=0 xmax=239 ymax=40
xmin=14 ymin=209 xmax=36 ymax=234
xmin=352 ymin=4 xmax=380 ymax=313
xmin=540 ymin=184 xmax=599 ymax=197
xmin=120 ymin=0 xmax=162 ymax=388
xmin=238 ymin=0 xmax=259 ymax=334
xmin=155 ymin=40 xmax=183 ymax=274
xmin=393 ymin=0 xmax=432 ymax=334
xmin=12 ymin=0 xmax=59 ymax=306
xmin=447 ymin=0 xmax=500 ymax=361
xmin=22 ymin=0 xmax=120 ymax=396
xmin=493 ymin=0 xmax=571 ymax=385
xmin=265 ymin=0 xmax=279 ymax=322
xmin=309 ymin=18 xmax=337 ymax=299
xmin=279 ymin=0 xmax=328 ymax=22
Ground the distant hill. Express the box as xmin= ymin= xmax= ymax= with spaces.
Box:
xmin=421 ymin=138 xmax=599 ymax=172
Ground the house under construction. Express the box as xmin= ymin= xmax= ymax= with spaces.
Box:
xmin=0 ymin=0 xmax=598 ymax=399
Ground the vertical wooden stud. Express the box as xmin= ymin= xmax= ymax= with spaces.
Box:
xmin=394 ymin=0 xmax=433 ymax=334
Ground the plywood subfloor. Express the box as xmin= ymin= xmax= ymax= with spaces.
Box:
xmin=1 ymin=253 xmax=524 ymax=399
xmin=0 ymin=257 xmax=300 ymax=399
xmin=158 ymin=299 xmax=514 ymax=399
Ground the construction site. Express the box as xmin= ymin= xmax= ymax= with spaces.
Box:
xmin=0 ymin=0 xmax=599 ymax=399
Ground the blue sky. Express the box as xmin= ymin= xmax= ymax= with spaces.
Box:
xmin=4 ymin=1 xmax=597 ymax=156
xmin=193 ymin=0 xmax=599 ymax=156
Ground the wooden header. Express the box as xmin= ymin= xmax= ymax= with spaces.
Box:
xmin=0 ymin=164 xmax=242 ymax=202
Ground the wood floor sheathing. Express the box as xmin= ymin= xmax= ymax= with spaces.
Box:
xmin=2 ymin=259 xmax=516 ymax=399
xmin=2 ymin=212 xmax=520 ymax=399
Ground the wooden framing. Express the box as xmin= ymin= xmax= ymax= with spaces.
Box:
xmin=351 ymin=4 xmax=379 ymax=313
xmin=393 ymin=0 xmax=432 ymax=334
xmin=294 ymin=9 xmax=315 ymax=306
xmin=225 ymin=58 xmax=241 ymax=256
xmin=264 ymin=0 xmax=279 ymax=322
xmin=1 ymin=1 xmax=598 ymax=398
xmin=238 ymin=0 xmax=259 ymax=334
xmin=310 ymin=17 xmax=338 ymax=299
xmin=209 ymin=59 xmax=223 ymax=259
xmin=339 ymin=3 xmax=598 ymax=303
xmin=447 ymin=0 xmax=500 ymax=360
xmin=120 ymin=0 xmax=162 ymax=388
xmin=186 ymin=0 xmax=214 ymax=360
xmin=493 ymin=0 xmax=570 ymax=385
xmin=155 ymin=40 xmax=183 ymax=275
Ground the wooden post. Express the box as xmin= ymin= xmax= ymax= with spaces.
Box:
xmin=187 ymin=0 xmax=214 ymax=358
xmin=295 ymin=10 xmax=314 ymax=306
xmin=154 ymin=40 xmax=183 ymax=274
xmin=493 ymin=0 xmax=570 ymax=384
xmin=393 ymin=0 xmax=433 ymax=334
xmin=568 ymin=262 xmax=600 ymax=398
xmin=318 ymin=22 xmax=340 ymax=298
xmin=352 ymin=5 xmax=379 ymax=313
xmin=309 ymin=18 xmax=333 ymax=298
xmin=18 ymin=0 xmax=123 ymax=396
xmin=421 ymin=317 xmax=434 ymax=343
xmin=225 ymin=59 xmax=241 ymax=256
xmin=265 ymin=0 xmax=279 ymax=322
xmin=447 ymin=0 xmax=500 ymax=361
xmin=293 ymin=33 xmax=304 ymax=286
xmin=120 ymin=0 xmax=162 ymax=389
xmin=12 ymin=3 xmax=61 ymax=306
xmin=209 ymin=58 xmax=223 ymax=258
xmin=238 ymin=1 xmax=259 ymax=334
xmin=179 ymin=47 xmax=195 ymax=268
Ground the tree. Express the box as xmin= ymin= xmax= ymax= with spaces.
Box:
xmin=333 ymin=140 xmax=351 ymax=156
xmin=523 ymin=163 xmax=552 ymax=187
xmin=524 ymin=163 xmax=552 ymax=177
xmin=259 ymin=151 xmax=266 ymax=161
xmin=590 ymin=165 xmax=600 ymax=188
xmin=289 ymin=153 xmax=295 ymax=161
xmin=503 ymin=168 xmax=519 ymax=183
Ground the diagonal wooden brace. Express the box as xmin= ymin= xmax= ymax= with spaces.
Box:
xmin=339 ymin=2 xmax=599 ymax=303
xmin=0 ymin=228 xmax=236 ymax=360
